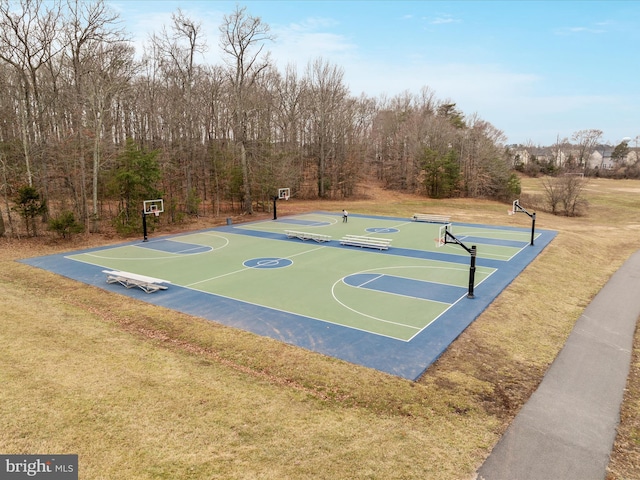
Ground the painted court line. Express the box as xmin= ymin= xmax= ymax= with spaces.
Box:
xmin=329 ymin=280 xmax=423 ymax=335
xmin=179 ymin=280 xmax=417 ymax=343
xmin=68 ymin=251 xmax=175 ymax=262
xmin=349 ymin=274 xmax=467 ymax=304
xmin=184 ymin=245 xmax=326 ymax=288
xmin=20 ymin=212 xmax=557 ymax=380
xmin=354 ymin=273 xmax=384 ymax=288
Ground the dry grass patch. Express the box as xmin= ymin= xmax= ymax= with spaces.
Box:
xmin=607 ymin=324 xmax=640 ymax=480
xmin=1 ymin=177 xmax=640 ymax=479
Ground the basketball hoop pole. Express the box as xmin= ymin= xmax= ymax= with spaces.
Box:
xmin=142 ymin=199 xmax=163 ymax=241
xmin=529 ymin=212 xmax=536 ymax=246
xmin=273 ymin=195 xmax=278 ymax=220
xmin=142 ymin=209 xmax=148 ymax=242
xmin=443 ymin=228 xmax=477 ymax=298
xmin=513 ymin=200 xmax=536 ymax=246
xmin=468 ymin=246 xmax=477 ymax=298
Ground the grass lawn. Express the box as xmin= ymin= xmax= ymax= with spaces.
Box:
xmin=1 ymin=177 xmax=639 ymax=479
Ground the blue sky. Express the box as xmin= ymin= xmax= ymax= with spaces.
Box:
xmin=109 ymin=1 xmax=639 ymax=146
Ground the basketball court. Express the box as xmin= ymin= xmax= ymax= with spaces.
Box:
xmin=20 ymin=204 xmax=556 ymax=380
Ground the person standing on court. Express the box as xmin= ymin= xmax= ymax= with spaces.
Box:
xmin=342 ymin=209 xmax=348 ymax=222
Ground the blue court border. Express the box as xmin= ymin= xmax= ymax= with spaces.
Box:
xmin=19 ymin=212 xmax=556 ymax=380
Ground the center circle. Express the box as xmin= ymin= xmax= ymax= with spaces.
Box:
xmin=366 ymin=227 xmax=399 ymax=234
xmin=243 ymin=257 xmax=293 ymax=269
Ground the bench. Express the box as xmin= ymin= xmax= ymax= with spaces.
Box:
xmin=339 ymin=235 xmax=392 ymax=250
xmin=285 ymin=230 xmax=332 ymax=243
xmin=413 ymin=213 xmax=451 ymax=223
xmin=103 ymin=270 xmax=170 ymax=294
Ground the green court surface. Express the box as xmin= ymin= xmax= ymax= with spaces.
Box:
xmin=22 ymin=211 xmax=556 ymax=380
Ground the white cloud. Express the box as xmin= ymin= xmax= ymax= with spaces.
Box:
xmin=268 ymin=18 xmax=358 ymax=71
xmin=554 ymin=25 xmax=606 ymax=35
xmin=119 ymin=5 xmax=227 ymax=63
xmin=286 ymin=16 xmax=339 ymax=32
xmin=109 ymin=1 xmax=639 ymax=146
xmin=427 ymin=15 xmax=460 ymax=25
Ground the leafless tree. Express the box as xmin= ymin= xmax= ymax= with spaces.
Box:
xmin=571 ymin=128 xmax=603 ymax=168
xmin=305 ymin=57 xmax=349 ymax=197
xmin=550 ymin=134 xmax=569 ymax=169
xmin=151 ymin=9 xmax=207 ymax=215
xmin=0 ymin=1 xmax=529 ymax=235
xmin=0 ymin=0 xmax=63 ymax=187
xmin=62 ymin=0 xmax=127 ymax=229
xmin=542 ymin=175 xmax=588 ymax=216
xmin=219 ymin=4 xmax=273 ymax=213
xmin=456 ymin=114 xmax=508 ymax=198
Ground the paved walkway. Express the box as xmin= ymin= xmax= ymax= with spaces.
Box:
xmin=476 ymin=250 xmax=640 ymax=480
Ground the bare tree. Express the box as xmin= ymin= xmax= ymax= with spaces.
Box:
xmin=461 ymin=115 xmax=508 ymax=197
xmin=305 ymin=57 xmax=348 ymax=198
xmin=0 ymin=153 xmax=14 ymax=236
xmin=550 ymin=134 xmax=569 ymax=170
xmin=0 ymin=0 xmax=63 ymax=187
xmin=219 ymin=5 xmax=273 ymax=213
xmin=201 ymin=63 xmax=233 ymax=216
xmin=542 ymin=175 xmax=588 ymax=216
xmin=273 ymin=63 xmax=304 ymax=147
xmin=151 ymin=9 xmax=207 ymax=213
xmin=62 ymin=0 xmax=127 ymax=229
xmin=571 ymin=128 xmax=603 ymax=168
xmin=86 ymin=42 xmax=135 ymax=229
xmin=0 ymin=0 xmax=526 ymax=234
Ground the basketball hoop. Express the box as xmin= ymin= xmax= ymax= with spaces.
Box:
xmin=147 ymin=205 xmax=160 ymax=217
xmin=508 ymin=199 xmax=519 ymax=216
xmin=278 ymin=187 xmax=290 ymax=201
xmin=144 ymin=199 xmax=163 ymax=216
xmin=434 ymin=223 xmax=451 ymax=248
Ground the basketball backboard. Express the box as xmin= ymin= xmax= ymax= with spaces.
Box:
xmin=143 ymin=199 xmax=164 ymax=216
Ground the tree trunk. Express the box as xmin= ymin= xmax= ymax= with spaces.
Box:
xmin=240 ymin=142 xmax=253 ymax=213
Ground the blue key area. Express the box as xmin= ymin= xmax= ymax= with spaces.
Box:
xmin=344 ymin=273 xmax=467 ymax=304
xmin=138 ymin=239 xmax=212 ymax=254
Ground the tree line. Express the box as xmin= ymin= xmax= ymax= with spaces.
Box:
xmin=0 ymin=0 xmax=518 ymax=237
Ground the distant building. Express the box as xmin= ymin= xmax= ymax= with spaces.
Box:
xmin=510 ymin=143 xmax=637 ymax=170
xmin=588 ymin=144 xmax=640 ymax=169
xmin=510 ymin=146 xmax=567 ymax=168
xmin=588 ymin=146 xmax=614 ymax=169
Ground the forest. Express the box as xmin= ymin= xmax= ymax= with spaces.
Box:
xmin=0 ymin=0 xmax=519 ymax=237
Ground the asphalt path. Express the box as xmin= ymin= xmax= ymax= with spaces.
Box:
xmin=476 ymin=250 xmax=640 ymax=480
